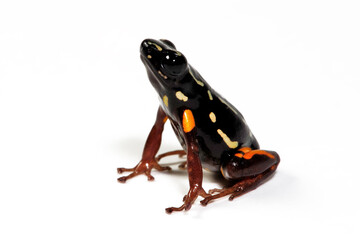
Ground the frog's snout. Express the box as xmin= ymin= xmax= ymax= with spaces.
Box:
xmin=140 ymin=39 xmax=149 ymax=53
xmin=141 ymin=38 xmax=164 ymax=56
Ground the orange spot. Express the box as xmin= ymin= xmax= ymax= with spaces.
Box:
xmin=244 ymin=150 xmax=275 ymax=160
xmin=237 ymin=147 xmax=252 ymax=153
xmin=163 ymin=116 xmax=168 ymax=123
xmin=236 ymin=147 xmax=275 ymax=160
xmin=182 ymin=109 xmax=195 ymax=133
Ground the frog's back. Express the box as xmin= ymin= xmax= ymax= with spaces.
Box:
xmin=187 ymin=76 xmax=259 ymax=171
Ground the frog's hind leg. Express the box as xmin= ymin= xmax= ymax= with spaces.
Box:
xmin=155 ymin=150 xmax=187 ymax=169
xmin=201 ymin=148 xmax=280 ymax=206
xmin=155 ymin=150 xmax=186 ymax=162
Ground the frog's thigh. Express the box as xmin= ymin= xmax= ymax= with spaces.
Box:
xmin=221 ymin=148 xmax=280 ymax=180
xmin=201 ymin=149 xmax=280 ymax=206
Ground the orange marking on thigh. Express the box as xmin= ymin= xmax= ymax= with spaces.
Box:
xmin=236 ymin=147 xmax=275 ymax=160
xmin=182 ymin=109 xmax=195 ymax=133
xmin=237 ymin=147 xmax=252 ymax=153
xmin=243 ymin=150 xmax=275 ymax=160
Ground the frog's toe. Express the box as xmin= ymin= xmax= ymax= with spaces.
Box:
xmin=165 ymin=200 xmax=193 ymax=214
xmin=117 ymin=176 xmax=128 ymax=183
xmin=117 ymin=167 xmax=134 ymax=174
xmin=117 ymin=170 xmax=156 ymax=183
xmin=154 ymin=165 xmax=172 ymax=172
xmin=200 ymin=198 xmax=211 ymax=206
xmin=200 ymin=186 xmax=236 ymax=205
xmin=117 ymin=170 xmax=143 ymax=182
xmin=178 ymin=161 xmax=187 ymax=169
xmin=145 ymin=172 xmax=155 ymax=181
xmin=165 ymin=205 xmax=186 ymax=214
xmin=117 ymin=158 xmax=172 ymax=183
xmin=208 ymin=188 xmax=223 ymax=194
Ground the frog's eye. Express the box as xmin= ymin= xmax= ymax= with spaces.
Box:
xmin=161 ymin=52 xmax=188 ymax=77
xmin=160 ymin=39 xmax=176 ymax=49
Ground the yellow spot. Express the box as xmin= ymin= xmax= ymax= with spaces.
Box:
xmin=207 ymin=90 xmax=213 ymax=100
xmin=237 ymin=147 xmax=252 ymax=153
xmin=182 ymin=109 xmax=195 ymax=133
xmin=147 ymin=55 xmax=152 ymax=59
xmin=175 ymin=91 xmax=188 ymax=102
xmin=209 ymin=112 xmax=216 ymax=123
xmin=158 ymin=70 xmax=168 ymax=79
xmin=189 ymin=69 xmax=204 ymax=87
xmin=163 ymin=95 xmax=169 ymax=107
xmin=217 ymin=129 xmax=238 ymax=149
xmin=148 ymin=42 xmax=162 ymax=51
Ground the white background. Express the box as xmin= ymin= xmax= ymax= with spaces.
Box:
xmin=1 ymin=0 xmax=359 ymax=239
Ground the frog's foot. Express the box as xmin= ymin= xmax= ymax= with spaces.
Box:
xmin=201 ymin=164 xmax=279 ymax=206
xmin=201 ymin=149 xmax=280 ymax=206
xmin=200 ymin=176 xmax=262 ymax=206
xmin=165 ymin=186 xmax=210 ymax=214
xmin=178 ymin=162 xmax=187 ymax=169
xmin=117 ymin=159 xmax=171 ymax=183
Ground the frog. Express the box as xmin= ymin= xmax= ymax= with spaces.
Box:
xmin=117 ymin=39 xmax=280 ymax=213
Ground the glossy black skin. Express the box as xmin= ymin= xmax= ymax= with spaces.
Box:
xmin=140 ymin=39 xmax=260 ymax=172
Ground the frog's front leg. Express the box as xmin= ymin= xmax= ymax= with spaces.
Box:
xmin=117 ymin=107 xmax=171 ymax=182
xmin=165 ymin=110 xmax=210 ymax=214
xmin=201 ymin=147 xmax=280 ymax=206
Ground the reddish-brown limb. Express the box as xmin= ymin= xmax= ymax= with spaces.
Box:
xmin=117 ymin=160 xmax=171 ymax=182
xmin=117 ymin=107 xmax=170 ymax=183
xmin=155 ymin=149 xmax=187 ymax=169
xmin=155 ymin=150 xmax=186 ymax=162
xmin=117 ymin=149 xmax=186 ymax=182
xmin=165 ymin=128 xmax=210 ymax=214
xmin=166 ymin=186 xmax=210 ymax=213
xmin=200 ymin=162 xmax=279 ymax=206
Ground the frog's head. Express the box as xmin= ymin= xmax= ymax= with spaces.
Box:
xmin=140 ymin=39 xmax=188 ymax=89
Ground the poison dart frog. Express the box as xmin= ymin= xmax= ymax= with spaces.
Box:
xmin=117 ymin=39 xmax=280 ymax=213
